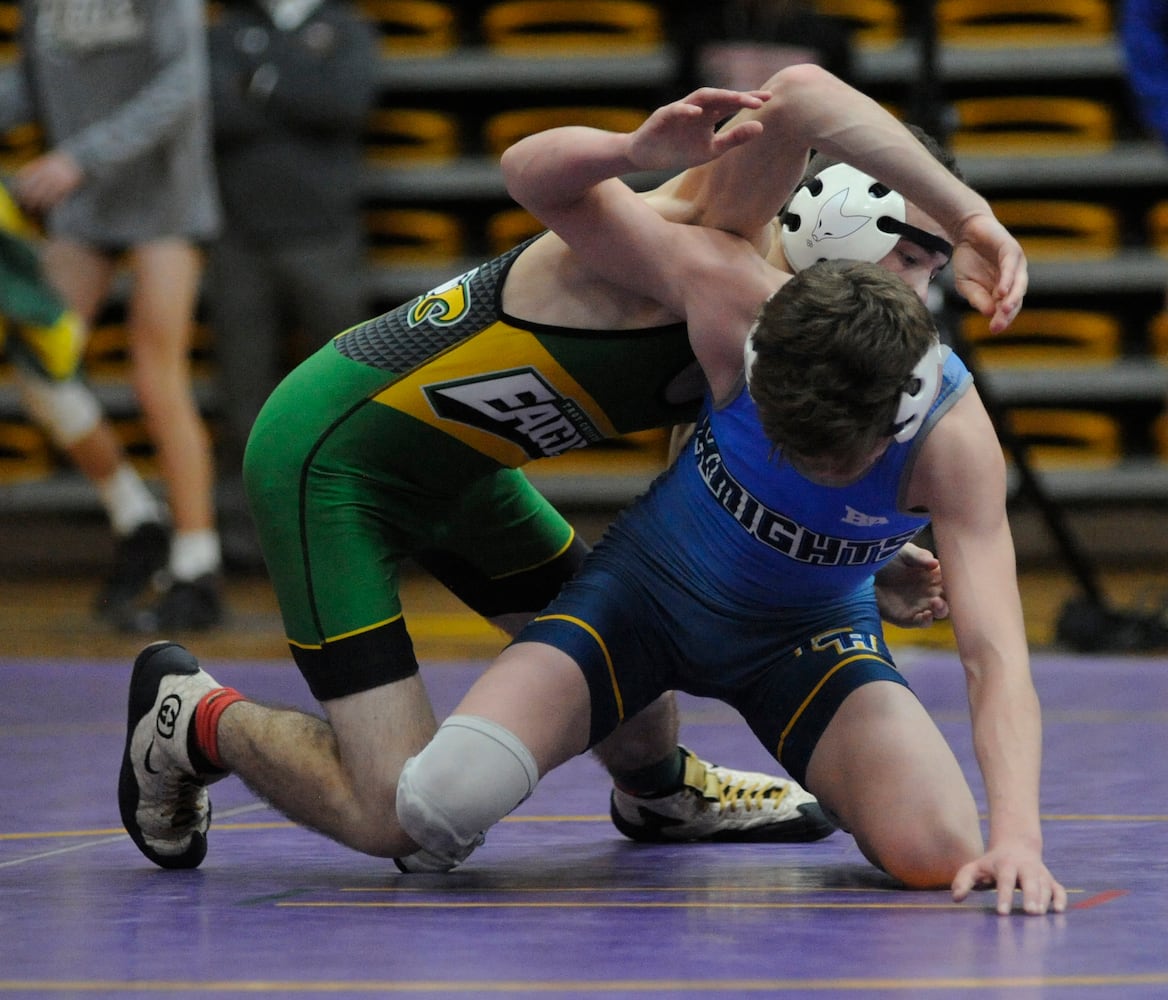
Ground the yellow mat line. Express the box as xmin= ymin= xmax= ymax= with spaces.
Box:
xmin=4 ymin=974 xmax=1168 ymax=993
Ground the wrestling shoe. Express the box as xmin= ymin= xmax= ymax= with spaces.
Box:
xmin=94 ymin=521 xmax=169 ymax=621
xmin=610 ymin=748 xmax=835 ymax=843
xmin=118 ymin=641 xmax=228 ymax=869
xmin=121 ymin=574 xmax=224 ymax=634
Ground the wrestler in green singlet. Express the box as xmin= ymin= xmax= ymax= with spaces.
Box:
xmin=244 ymin=237 xmax=701 ymax=701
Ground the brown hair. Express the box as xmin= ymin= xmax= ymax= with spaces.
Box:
xmin=746 ymin=259 xmax=938 ymax=467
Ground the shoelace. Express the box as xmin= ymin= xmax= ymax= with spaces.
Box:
xmin=165 ymin=775 xmax=207 ymax=831
xmin=701 ymin=766 xmax=787 ymax=814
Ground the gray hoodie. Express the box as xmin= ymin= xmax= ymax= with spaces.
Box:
xmin=0 ymin=0 xmax=220 ymax=244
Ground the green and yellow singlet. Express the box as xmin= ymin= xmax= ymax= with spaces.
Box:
xmin=332 ymin=237 xmax=702 ymax=468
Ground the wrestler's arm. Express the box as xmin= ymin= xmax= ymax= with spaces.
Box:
xmin=502 ymin=88 xmax=781 ymax=384
xmin=502 ymin=87 xmax=769 ymax=259
xmin=653 ymin=63 xmax=896 ymax=237
xmin=656 ymin=65 xmax=1026 ymax=332
xmin=910 ymin=389 xmax=1066 ymax=915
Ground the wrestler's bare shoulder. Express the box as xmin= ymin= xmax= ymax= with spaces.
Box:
xmin=503 ymin=231 xmax=681 ymax=330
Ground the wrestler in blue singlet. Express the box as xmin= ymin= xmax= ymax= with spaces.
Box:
xmin=516 ymin=348 xmax=972 ymax=784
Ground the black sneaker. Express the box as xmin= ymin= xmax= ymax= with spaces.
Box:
xmin=94 ymin=522 xmax=169 ymax=621
xmin=120 ymin=574 xmax=224 ymax=634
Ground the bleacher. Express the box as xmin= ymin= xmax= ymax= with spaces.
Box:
xmin=1 ymin=0 xmax=1166 ymax=515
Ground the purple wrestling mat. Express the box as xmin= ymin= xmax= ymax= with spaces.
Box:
xmin=2 ymin=649 xmax=1166 ymax=998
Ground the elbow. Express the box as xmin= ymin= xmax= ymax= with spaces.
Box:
xmin=500 ymin=141 xmax=538 ymax=207
xmin=762 ymin=63 xmax=841 ymax=110
xmin=755 ymin=63 xmax=849 ymax=146
xmin=501 ymin=137 xmax=563 ymax=217
xmin=499 ymin=142 xmax=522 ymax=187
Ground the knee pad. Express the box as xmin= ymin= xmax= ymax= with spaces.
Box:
xmin=396 ymin=715 xmax=539 ymax=872
xmin=16 ymin=371 xmax=102 ymax=448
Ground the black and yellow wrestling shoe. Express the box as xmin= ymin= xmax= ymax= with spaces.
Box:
xmin=610 ymin=747 xmax=836 ymax=843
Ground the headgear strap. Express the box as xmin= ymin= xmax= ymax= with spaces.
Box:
xmin=877 ymin=217 xmax=954 ymax=262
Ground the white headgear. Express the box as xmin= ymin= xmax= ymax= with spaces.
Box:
xmin=781 ymin=163 xmax=955 ymax=273
xmin=742 ymin=326 xmax=759 ymax=390
xmin=780 ymin=163 xmax=907 ymax=272
xmin=890 ymin=341 xmax=945 ymax=443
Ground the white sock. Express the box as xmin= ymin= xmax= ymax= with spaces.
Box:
xmin=98 ymin=464 xmax=164 ymax=537
xmin=169 ymin=529 xmax=222 ymax=582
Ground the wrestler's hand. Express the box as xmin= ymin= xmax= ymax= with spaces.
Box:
xmin=950 ymin=212 xmax=1028 ymax=334
xmin=626 ymin=88 xmax=771 ymax=174
xmin=951 ymin=843 xmax=1067 ymax=916
xmin=874 ymin=542 xmax=948 ymax=628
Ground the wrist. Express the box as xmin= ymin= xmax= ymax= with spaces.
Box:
xmin=949 ymin=196 xmax=996 ymax=240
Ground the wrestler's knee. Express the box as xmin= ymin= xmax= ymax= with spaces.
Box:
xmin=854 ymin=804 xmax=984 ymax=889
xmin=395 ymin=715 xmax=539 ymax=872
xmin=17 ymin=373 xmax=101 ymax=447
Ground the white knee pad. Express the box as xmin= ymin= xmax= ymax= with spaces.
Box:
xmin=15 ymin=371 xmax=102 ymax=448
xmin=396 ymin=715 xmax=539 ymax=872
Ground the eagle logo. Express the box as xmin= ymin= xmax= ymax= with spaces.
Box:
xmin=407 ymin=269 xmax=477 ymax=327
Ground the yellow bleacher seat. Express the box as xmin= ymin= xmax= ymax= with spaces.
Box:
xmin=481 ymin=0 xmax=663 ymax=53
xmin=935 ymin=0 xmax=1111 ymax=43
xmin=812 ymin=0 xmax=903 ymax=45
xmin=84 ymin=322 xmax=216 ymax=378
xmin=365 ymin=108 xmax=461 ymax=164
xmin=960 ymin=309 xmax=1121 ymax=366
xmin=0 ymin=123 xmax=44 ymax=173
xmin=990 ymin=200 xmax=1120 ymax=258
xmin=110 ymin=415 xmax=159 ymax=476
xmin=1005 ymin=408 xmax=1122 ymax=469
xmin=486 ymin=207 xmax=544 ymax=255
xmin=0 ymin=418 xmax=53 ymax=484
xmin=950 ymin=96 xmax=1114 ymax=154
xmin=1149 ymin=201 xmax=1168 ymax=252
xmin=0 ymin=0 xmax=20 ymax=60
xmin=358 ymin=0 xmax=458 ymax=55
xmin=83 ymin=323 xmax=132 ymax=378
xmin=1154 ymin=412 xmax=1168 ymax=461
xmin=365 ymin=208 xmax=464 ymax=263
xmin=188 ymin=322 xmax=217 ymax=377
xmin=483 ymin=106 xmax=648 ymax=156
xmin=1150 ymin=312 xmax=1168 ymax=359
